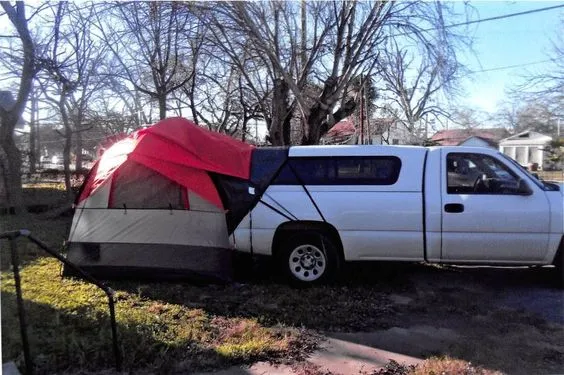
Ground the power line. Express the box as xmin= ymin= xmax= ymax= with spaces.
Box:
xmin=392 ymin=4 xmax=564 ymax=37
xmin=469 ymin=59 xmax=554 ymax=75
xmin=443 ymin=4 xmax=564 ymax=30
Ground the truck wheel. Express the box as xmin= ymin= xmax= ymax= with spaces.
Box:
xmin=279 ymin=231 xmax=340 ymax=286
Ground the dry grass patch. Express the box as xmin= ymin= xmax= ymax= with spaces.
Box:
xmin=412 ymin=357 xmax=504 ymax=375
xmin=371 ymin=358 xmax=503 ymax=375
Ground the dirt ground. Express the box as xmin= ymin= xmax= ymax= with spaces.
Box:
xmin=231 ymin=259 xmax=564 ymax=375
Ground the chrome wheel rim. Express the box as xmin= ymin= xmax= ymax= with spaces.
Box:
xmin=288 ymin=244 xmax=326 ymax=282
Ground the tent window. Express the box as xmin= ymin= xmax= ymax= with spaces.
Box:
xmin=109 ymin=161 xmax=185 ymax=209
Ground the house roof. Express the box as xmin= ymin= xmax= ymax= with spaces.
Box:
xmin=431 ymin=128 xmax=509 ymax=146
xmin=322 ymin=118 xmax=356 ymax=144
xmin=326 ymin=119 xmax=356 ymax=137
xmin=499 ymin=129 xmax=552 ymax=145
xmin=458 ymin=135 xmax=499 ymax=147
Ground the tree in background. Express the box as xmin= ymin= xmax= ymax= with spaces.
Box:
xmin=0 ymin=1 xmax=37 ymax=212
xmin=209 ymin=1 xmax=469 ymax=145
xmin=96 ymin=2 xmax=205 ymax=121
xmin=376 ymin=38 xmax=464 ymax=139
xmin=36 ymin=2 xmax=107 ymax=195
xmin=505 ymin=19 xmax=563 ymax=137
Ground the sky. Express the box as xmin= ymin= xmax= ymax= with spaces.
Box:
xmin=2 ymin=1 xmax=562 ymax=137
xmin=455 ymin=1 xmax=563 ymax=114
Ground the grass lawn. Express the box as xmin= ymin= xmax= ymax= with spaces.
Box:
xmin=1 ymin=204 xmax=312 ymax=374
xmin=2 ymin=185 xmax=562 ymax=375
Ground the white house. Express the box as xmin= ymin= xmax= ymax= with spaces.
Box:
xmin=499 ymin=130 xmax=552 ymax=170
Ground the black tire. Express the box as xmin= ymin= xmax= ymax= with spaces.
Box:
xmin=277 ymin=231 xmax=340 ymax=286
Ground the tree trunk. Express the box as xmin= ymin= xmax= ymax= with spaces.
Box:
xmin=158 ymin=94 xmax=167 ymax=120
xmin=189 ymin=74 xmax=199 ymax=125
xmin=0 ymin=2 xmax=36 ymax=213
xmin=29 ymin=89 xmax=38 ymax=173
xmin=269 ymin=78 xmax=292 ymax=146
xmin=303 ymin=97 xmax=357 ymax=145
xmin=59 ymin=102 xmax=73 ymax=197
xmin=241 ymin=117 xmax=247 ymax=143
xmin=75 ymin=130 xmax=83 ymax=172
xmin=0 ymin=134 xmax=23 ymax=213
xmin=63 ymin=126 xmax=72 ymax=197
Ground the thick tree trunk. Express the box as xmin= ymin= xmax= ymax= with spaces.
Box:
xmin=302 ymin=95 xmax=357 ymax=145
xmin=0 ymin=2 xmax=36 ymax=213
xmin=0 ymin=134 xmax=23 ymax=213
xmin=158 ymin=95 xmax=167 ymax=120
xmin=241 ymin=118 xmax=247 ymax=143
xmin=269 ymin=79 xmax=293 ymax=146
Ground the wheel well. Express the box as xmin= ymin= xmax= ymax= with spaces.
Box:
xmin=272 ymin=221 xmax=344 ymax=261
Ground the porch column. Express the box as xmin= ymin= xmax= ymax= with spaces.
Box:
xmin=524 ymin=146 xmax=529 ymax=166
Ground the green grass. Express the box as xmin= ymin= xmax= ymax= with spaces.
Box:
xmin=1 ymin=258 xmax=305 ymax=374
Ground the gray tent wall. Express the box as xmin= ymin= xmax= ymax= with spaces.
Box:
xmin=65 ymin=161 xmax=233 ymax=281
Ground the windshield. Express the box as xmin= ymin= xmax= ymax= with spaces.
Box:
xmin=498 ymin=152 xmax=548 ymax=191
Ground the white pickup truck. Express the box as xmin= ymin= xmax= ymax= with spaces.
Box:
xmin=232 ymin=145 xmax=564 ymax=286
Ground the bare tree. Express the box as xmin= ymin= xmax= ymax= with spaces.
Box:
xmin=512 ymin=19 xmax=563 ymax=117
xmin=0 ymin=1 xmax=37 ymax=212
xmin=37 ymin=2 xmax=107 ymax=195
xmin=95 ymin=2 xmax=204 ymax=120
xmin=207 ymin=1 xmax=469 ymax=145
xmin=376 ymin=39 xmax=461 ymax=140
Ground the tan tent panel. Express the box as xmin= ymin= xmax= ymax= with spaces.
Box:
xmin=69 ymin=209 xmax=228 ymax=247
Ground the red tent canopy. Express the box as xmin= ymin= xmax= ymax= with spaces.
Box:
xmin=78 ymin=117 xmax=255 ymax=208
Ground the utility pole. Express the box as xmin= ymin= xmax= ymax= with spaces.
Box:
xmin=365 ymin=77 xmax=371 ymax=144
xmin=301 ymin=0 xmax=307 ymax=71
xmin=301 ymin=0 xmax=307 ymax=144
xmin=425 ymin=114 xmax=428 ymax=140
xmin=359 ymin=75 xmax=364 ymax=145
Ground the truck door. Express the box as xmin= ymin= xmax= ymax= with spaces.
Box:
xmin=440 ymin=149 xmax=550 ymax=263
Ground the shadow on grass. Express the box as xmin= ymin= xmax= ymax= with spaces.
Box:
xmin=1 ymin=257 xmax=309 ymax=375
xmin=1 ymin=290 xmax=246 ymax=375
xmin=110 ymin=260 xmax=420 ymax=333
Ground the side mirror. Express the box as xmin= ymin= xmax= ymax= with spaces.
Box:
xmin=517 ymin=179 xmax=533 ymax=196
xmin=532 ymin=173 xmax=540 ymax=179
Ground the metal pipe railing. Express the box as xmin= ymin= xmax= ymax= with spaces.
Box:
xmin=0 ymin=230 xmax=121 ymax=374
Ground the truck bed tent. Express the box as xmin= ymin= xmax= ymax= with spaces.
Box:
xmin=65 ymin=117 xmax=288 ymax=281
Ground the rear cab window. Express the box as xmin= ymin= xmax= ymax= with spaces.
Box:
xmin=273 ymin=156 xmax=402 ymax=185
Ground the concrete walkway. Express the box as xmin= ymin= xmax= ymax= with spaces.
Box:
xmin=197 ymin=336 xmax=423 ymax=375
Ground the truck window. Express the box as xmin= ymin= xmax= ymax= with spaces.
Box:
xmin=273 ymin=156 xmax=401 ymax=185
xmin=447 ymin=153 xmax=521 ymax=195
